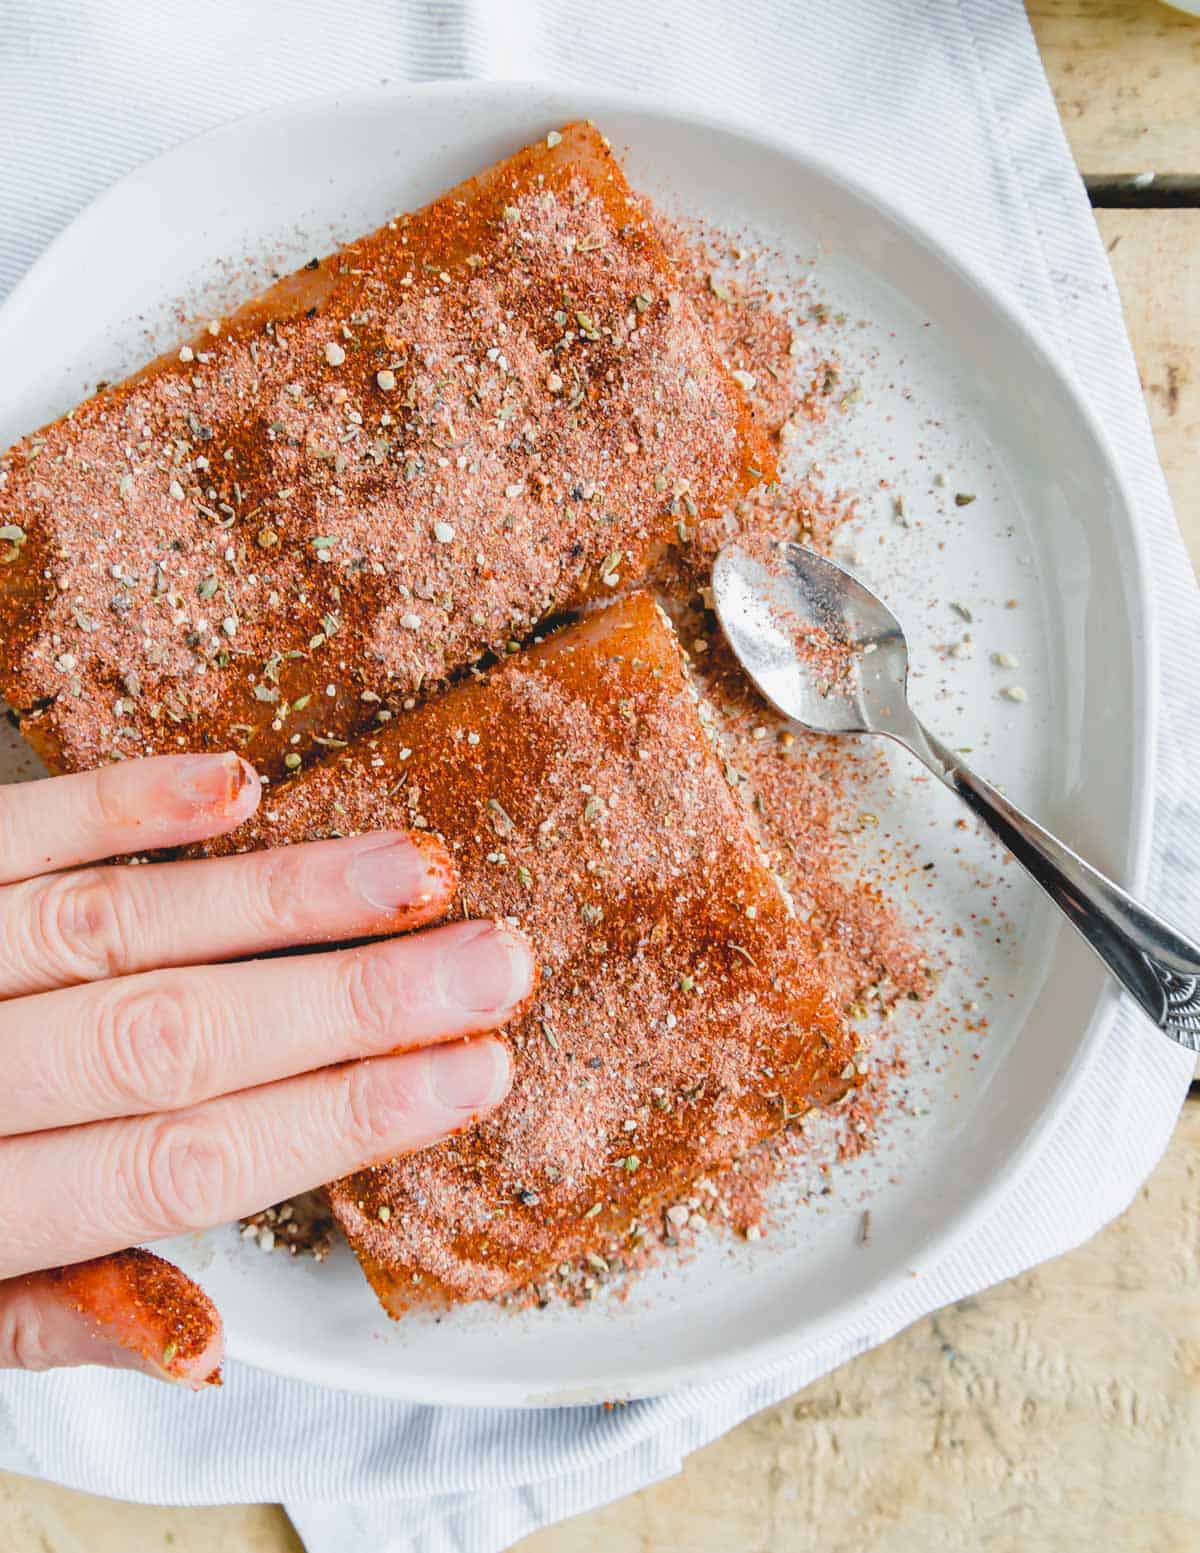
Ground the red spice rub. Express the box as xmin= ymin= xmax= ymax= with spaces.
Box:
xmin=643 ymin=220 xmax=932 ymax=1018
xmin=665 ymin=615 xmax=933 ymax=1017
xmin=659 ymin=215 xmax=851 ymax=442
xmin=0 ymin=122 xmax=774 ymax=780
xmin=660 ymin=217 xmax=802 ymax=442
xmin=208 ymin=593 xmax=856 ymax=1307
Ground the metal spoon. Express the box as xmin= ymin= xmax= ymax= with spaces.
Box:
xmin=712 ymin=539 xmax=1200 ymax=1049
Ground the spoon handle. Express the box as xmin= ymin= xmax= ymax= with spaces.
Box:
xmin=904 ymin=719 xmax=1200 ymax=1050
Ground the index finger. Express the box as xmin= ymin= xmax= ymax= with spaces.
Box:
xmin=0 ymin=752 xmax=260 ymax=884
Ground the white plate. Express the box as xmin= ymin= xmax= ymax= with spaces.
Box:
xmin=0 ymin=84 xmax=1155 ymax=1406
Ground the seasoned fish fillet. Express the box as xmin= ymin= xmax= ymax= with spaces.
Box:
xmin=0 ymin=122 xmax=774 ymax=778
xmin=211 ymin=593 xmax=855 ymax=1309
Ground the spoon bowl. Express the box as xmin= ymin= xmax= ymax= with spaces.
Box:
xmin=712 ymin=540 xmax=910 ymax=738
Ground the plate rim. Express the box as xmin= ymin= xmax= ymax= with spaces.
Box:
xmin=0 ymin=78 xmax=1160 ymax=1406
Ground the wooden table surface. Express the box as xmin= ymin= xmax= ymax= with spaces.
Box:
xmin=3 ymin=3 xmax=1197 ymax=1549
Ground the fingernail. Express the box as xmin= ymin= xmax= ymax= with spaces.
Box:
xmin=428 ymin=1038 xmax=512 ymax=1112
xmin=349 ymin=834 xmax=447 ymax=913
xmin=175 ymin=752 xmax=256 ymax=812
xmin=440 ymin=921 xmax=534 ymax=1014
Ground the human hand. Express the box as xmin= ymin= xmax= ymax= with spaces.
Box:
xmin=0 ymin=751 xmax=532 ymax=1385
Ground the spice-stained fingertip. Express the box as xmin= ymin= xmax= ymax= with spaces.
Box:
xmin=43 ymin=1249 xmax=223 ymax=1388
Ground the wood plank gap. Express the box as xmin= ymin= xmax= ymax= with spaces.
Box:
xmin=1089 ymin=175 xmax=1200 ymax=209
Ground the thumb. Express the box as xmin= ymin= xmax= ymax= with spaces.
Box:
xmin=0 ymin=1249 xmax=223 ymax=1388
